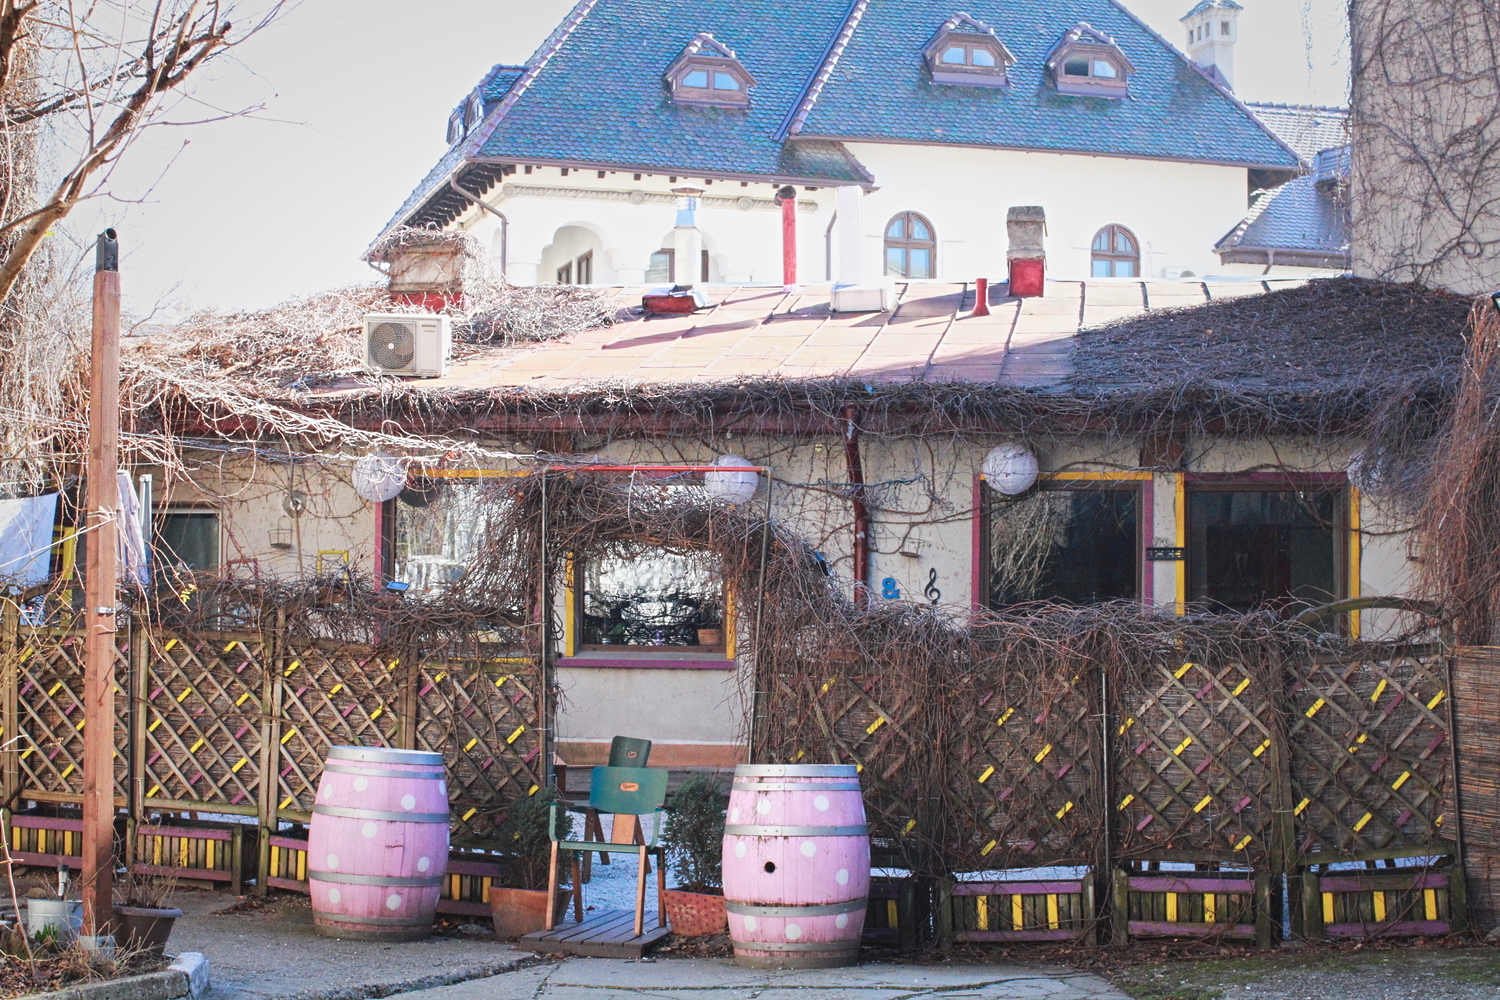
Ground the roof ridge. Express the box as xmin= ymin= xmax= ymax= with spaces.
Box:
xmin=779 ymin=0 xmax=867 ymax=141
xmin=1244 ymin=100 xmax=1350 ymax=114
xmin=1101 ymin=0 xmax=1308 ymax=169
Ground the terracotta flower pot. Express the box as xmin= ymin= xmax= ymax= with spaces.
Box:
xmin=111 ymin=905 xmax=184 ymax=957
xmin=696 ymin=628 xmax=724 ymax=647
xmin=662 ymin=888 xmax=727 ymax=937
xmin=488 ymin=886 xmax=573 ymax=940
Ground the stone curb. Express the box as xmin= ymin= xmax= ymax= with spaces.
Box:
xmin=18 ymin=952 xmax=208 ymax=1000
xmin=281 ymin=954 xmax=554 ymax=1000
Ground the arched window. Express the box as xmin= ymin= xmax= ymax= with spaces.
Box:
xmin=1091 ymin=225 xmax=1139 ymax=277
xmin=885 ymin=212 xmax=936 ymax=279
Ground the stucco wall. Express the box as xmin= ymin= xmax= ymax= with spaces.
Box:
xmin=186 ymin=432 xmax=1416 ymax=764
xmin=1350 ymin=0 xmax=1500 ymax=293
xmin=446 ymin=148 xmax=1253 ymax=287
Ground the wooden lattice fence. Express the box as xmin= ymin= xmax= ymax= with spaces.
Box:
xmin=755 ymin=642 xmax=1458 ymax=878
xmin=0 ymin=608 xmax=546 ymax=891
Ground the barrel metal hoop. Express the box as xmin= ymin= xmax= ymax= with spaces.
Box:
xmin=312 ymin=804 xmax=451 ymax=823
xmin=323 ymin=763 xmax=445 ymax=779
xmin=729 ymin=940 xmax=862 ymax=953
xmin=731 ymin=781 xmax=863 ymax=792
xmin=328 ymin=746 xmax=444 ymax=766
xmin=313 ymin=910 xmax=433 ymax=926
xmin=723 ymin=824 xmax=869 ymax=837
xmin=726 ymin=898 xmax=867 ymax=918
xmin=308 ymin=871 xmax=445 ymax=887
xmin=733 ymin=764 xmax=858 ymax=778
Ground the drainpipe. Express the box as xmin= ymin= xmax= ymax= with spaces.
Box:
xmin=843 ymin=406 xmax=870 ymax=606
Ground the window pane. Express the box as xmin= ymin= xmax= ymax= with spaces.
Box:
xmin=1115 ymin=259 xmax=1135 ymax=277
xmin=1064 ymin=57 xmax=1089 ymax=76
xmin=972 ymin=47 xmax=997 ymax=67
xmin=683 ymin=70 xmax=709 ymax=88
xmin=713 ymin=72 xmax=740 ymax=90
xmin=1189 ymin=490 xmax=1340 ymax=612
xmin=156 ymin=513 xmax=218 ymax=572
xmin=582 ymin=549 xmax=721 ymax=646
xmin=910 ymin=217 xmax=931 ymax=240
xmin=990 ymin=490 xmax=1138 ymax=606
xmin=395 ymin=484 xmax=500 ymax=599
xmin=942 ymin=46 xmax=967 ymax=64
xmin=1114 ymin=230 xmax=1136 ymax=253
xmin=908 ymin=248 xmax=933 ymax=278
xmin=646 ymin=250 xmax=672 ymax=283
xmin=886 ymin=217 xmax=905 ymax=239
xmin=1092 ymin=230 xmax=1111 ymax=251
xmin=1092 ymin=259 xmax=1112 ymax=277
xmin=885 ymin=247 xmax=907 ymax=276
xmin=1092 ymin=60 xmax=1118 ymax=78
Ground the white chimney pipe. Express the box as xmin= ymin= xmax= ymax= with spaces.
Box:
xmin=1179 ymin=0 xmax=1241 ymax=91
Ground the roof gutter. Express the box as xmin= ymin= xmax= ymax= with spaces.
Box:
xmin=449 ymin=176 xmax=506 ymax=221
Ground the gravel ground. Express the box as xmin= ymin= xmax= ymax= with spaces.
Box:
xmin=1105 ymin=943 xmax=1500 ymax=999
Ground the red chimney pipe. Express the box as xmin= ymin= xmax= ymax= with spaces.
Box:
xmin=777 ymin=185 xmax=798 ymax=289
xmin=972 ymin=278 xmax=991 ymax=317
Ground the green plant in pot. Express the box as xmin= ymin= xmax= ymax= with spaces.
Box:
xmin=488 ymin=788 xmax=573 ymax=939
xmin=693 ymin=597 xmax=725 ymax=648
xmin=112 ymin=869 xmax=183 ymax=958
xmin=661 ymin=773 xmax=727 ymax=936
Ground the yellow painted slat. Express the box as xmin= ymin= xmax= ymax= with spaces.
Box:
xmin=1011 ymin=893 xmax=1023 ymax=930
xmin=865 ymin=717 xmax=886 ymax=735
xmin=1033 ymin=744 xmax=1052 ymax=763
xmin=1046 ymin=894 xmax=1059 ymax=930
xmin=1373 ymin=891 xmax=1387 ymax=922
xmin=1204 ymin=894 xmax=1216 ymax=924
xmin=1424 ymin=889 xmax=1438 ymax=921
xmin=1323 ymin=892 xmax=1335 ymax=925
xmin=886 ymin=899 xmax=898 ymax=927
xmin=1232 ymin=678 xmax=1250 ymax=697
xmin=1173 ymin=737 xmax=1193 ymax=755
xmin=1306 ymin=698 xmax=1326 ymax=717
xmin=1166 ymin=892 xmax=1178 ymax=923
xmin=975 ymin=894 xmax=989 ymax=931
xmin=977 ymin=765 xmax=995 ymax=784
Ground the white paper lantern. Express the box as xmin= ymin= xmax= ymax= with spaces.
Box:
xmin=353 ymin=453 xmax=406 ymax=502
xmin=982 ymin=444 xmax=1039 ymax=496
xmin=705 ymin=454 xmax=759 ymax=504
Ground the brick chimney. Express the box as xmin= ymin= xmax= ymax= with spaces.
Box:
xmin=1006 ymin=206 xmax=1046 ymax=298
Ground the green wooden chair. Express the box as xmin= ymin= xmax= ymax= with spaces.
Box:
xmin=547 ymin=765 xmax=669 ymax=937
xmin=608 ymin=735 xmax=652 ymax=767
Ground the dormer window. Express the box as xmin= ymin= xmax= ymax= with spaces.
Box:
xmin=923 ymin=13 xmax=1014 ymax=88
xmin=666 ymin=33 xmax=754 ymax=108
xmin=446 ymin=110 xmax=464 ymax=145
xmin=466 ymin=92 xmax=483 ymax=131
xmin=1047 ymin=22 xmax=1133 ymax=98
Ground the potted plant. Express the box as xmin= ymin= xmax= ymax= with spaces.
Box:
xmin=112 ymin=870 xmax=183 ymax=957
xmin=661 ymin=773 xmax=727 ymax=937
xmin=694 ymin=597 xmax=724 ymax=648
xmin=488 ymin=788 xmax=573 ymax=939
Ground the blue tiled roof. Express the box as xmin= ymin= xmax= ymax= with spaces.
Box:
xmin=381 ymin=0 xmax=1300 ymax=240
xmin=472 ymin=0 xmax=862 ymax=180
xmin=792 ymin=0 xmax=1298 ymax=169
xmin=1245 ymin=102 xmax=1348 ymax=164
xmin=1217 ymin=164 xmax=1349 ymax=260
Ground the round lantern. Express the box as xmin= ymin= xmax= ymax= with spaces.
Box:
xmin=982 ymin=444 xmax=1039 ymax=496
xmin=353 ymin=453 xmax=406 ymax=502
xmin=705 ymin=454 xmax=759 ymax=505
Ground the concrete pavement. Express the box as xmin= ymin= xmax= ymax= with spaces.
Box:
xmin=386 ymin=958 xmax=1131 ymax=1000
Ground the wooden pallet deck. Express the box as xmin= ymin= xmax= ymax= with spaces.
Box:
xmin=518 ymin=909 xmax=670 ymax=958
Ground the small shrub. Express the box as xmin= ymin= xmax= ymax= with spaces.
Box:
xmin=496 ymin=788 xmax=567 ymax=891
xmin=663 ymin=773 xmax=726 ymax=893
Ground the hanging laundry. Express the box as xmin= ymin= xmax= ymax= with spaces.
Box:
xmin=118 ymin=471 xmax=148 ymax=586
xmin=0 ymin=493 xmax=58 ymax=586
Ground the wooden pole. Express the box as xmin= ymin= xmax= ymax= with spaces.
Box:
xmin=81 ymin=229 xmax=120 ymax=943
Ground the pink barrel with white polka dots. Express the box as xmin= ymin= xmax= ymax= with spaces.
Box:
xmin=722 ymin=764 xmax=869 ymax=968
xmin=307 ymin=746 xmax=450 ymax=941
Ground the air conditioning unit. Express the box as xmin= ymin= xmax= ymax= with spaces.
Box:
xmin=363 ymin=313 xmax=451 ymax=377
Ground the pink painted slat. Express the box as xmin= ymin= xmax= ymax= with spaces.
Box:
xmin=951 ymin=881 xmax=1084 ymax=896
xmin=12 ymin=815 xmax=83 ymax=831
xmin=1325 ymin=919 xmax=1449 ymax=938
xmin=957 ymin=929 xmax=1081 ymax=942
xmin=1129 ymin=876 xmax=1254 ymax=893
xmin=1130 ymin=920 xmax=1256 ymax=938
xmin=1319 ymin=872 xmax=1447 ymax=892
xmin=138 ymin=825 xmax=233 ymax=841
xmin=558 ymin=657 xmax=736 ymax=671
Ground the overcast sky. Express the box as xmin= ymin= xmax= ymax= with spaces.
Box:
xmin=68 ymin=0 xmax=1350 ymax=319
